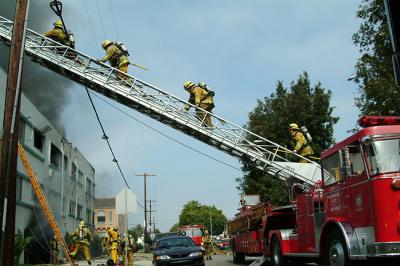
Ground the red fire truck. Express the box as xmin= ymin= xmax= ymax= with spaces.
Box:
xmin=228 ymin=116 xmax=400 ymax=266
xmin=179 ymin=224 xmax=205 ymax=246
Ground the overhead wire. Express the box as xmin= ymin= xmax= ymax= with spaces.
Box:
xmin=89 ymin=93 xmax=243 ymax=172
xmin=32 ymin=206 xmax=51 ymax=251
xmin=84 ymin=87 xmax=144 ymax=210
xmin=95 ymin=0 xmax=107 ymax=40
xmin=108 ymin=0 xmax=120 ymax=40
xmin=83 ymin=0 xmax=101 ymax=58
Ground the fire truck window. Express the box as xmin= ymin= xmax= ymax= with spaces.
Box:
xmin=348 ymin=145 xmax=365 ymax=176
xmin=192 ymin=228 xmax=202 ymax=237
xmin=368 ymin=138 xmax=400 ymax=175
xmin=322 ymin=152 xmax=342 ymax=185
xmin=184 ymin=229 xmax=193 ymax=237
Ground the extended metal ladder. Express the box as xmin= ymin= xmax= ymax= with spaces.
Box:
xmin=0 ymin=16 xmax=321 ymax=186
xmin=17 ymin=144 xmax=75 ymax=266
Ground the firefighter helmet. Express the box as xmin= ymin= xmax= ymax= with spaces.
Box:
xmin=102 ymin=40 xmax=113 ymax=49
xmin=79 ymin=220 xmax=86 ymax=227
xmin=183 ymin=81 xmax=195 ymax=89
xmin=54 ymin=20 xmax=63 ymax=29
xmin=289 ymin=123 xmax=299 ymax=130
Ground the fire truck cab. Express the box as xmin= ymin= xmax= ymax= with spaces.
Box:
xmin=179 ymin=224 xmax=205 ymax=246
xmin=231 ymin=116 xmax=400 ymax=266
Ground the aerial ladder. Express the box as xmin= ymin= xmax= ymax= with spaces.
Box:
xmin=17 ymin=143 xmax=75 ymax=266
xmin=0 ymin=16 xmax=321 ymax=187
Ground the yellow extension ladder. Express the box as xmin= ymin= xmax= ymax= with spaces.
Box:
xmin=17 ymin=143 xmax=75 ymax=266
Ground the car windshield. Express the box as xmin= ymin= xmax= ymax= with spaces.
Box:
xmin=366 ymin=138 xmax=400 ymax=175
xmin=158 ymin=237 xmax=195 ymax=248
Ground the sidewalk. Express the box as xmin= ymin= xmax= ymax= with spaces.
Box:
xmin=59 ymin=253 xmax=153 ymax=266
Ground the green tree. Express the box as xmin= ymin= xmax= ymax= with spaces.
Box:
xmin=179 ymin=201 xmax=227 ymax=235
xmin=169 ymin=223 xmax=179 ymax=232
xmin=128 ymin=224 xmax=144 ymax=242
xmin=352 ymin=0 xmax=399 ymax=114
xmin=237 ymin=72 xmax=338 ymax=205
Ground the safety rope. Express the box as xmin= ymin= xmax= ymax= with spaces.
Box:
xmin=84 ymin=87 xmax=144 ymax=209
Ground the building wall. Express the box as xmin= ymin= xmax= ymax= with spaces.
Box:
xmin=94 ymin=206 xmax=118 ymax=237
xmin=0 ymin=78 xmax=96 ymax=262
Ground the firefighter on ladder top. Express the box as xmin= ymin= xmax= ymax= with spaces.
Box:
xmin=288 ymin=123 xmax=314 ymax=163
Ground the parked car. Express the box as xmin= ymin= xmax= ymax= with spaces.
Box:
xmin=152 ymin=236 xmax=205 ymax=266
xmin=152 ymin=232 xmax=179 ymax=249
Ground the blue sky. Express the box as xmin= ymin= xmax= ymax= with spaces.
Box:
xmin=9 ymin=0 xmax=363 ymax=231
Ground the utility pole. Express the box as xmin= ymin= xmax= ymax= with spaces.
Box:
xmin=0 ymin=1 xmax=29 ymax=265
xmin=135 ymin=173 xmax=155 ymax=252
xmin=147 ymin=200 xmax=156 ymax=235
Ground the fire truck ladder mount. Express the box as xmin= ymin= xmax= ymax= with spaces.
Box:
xmin=0 ymin=16 xmax=321 ymax=186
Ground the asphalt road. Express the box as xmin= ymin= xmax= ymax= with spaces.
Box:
xmin=71 ymin=255 xmax=399 ymax=266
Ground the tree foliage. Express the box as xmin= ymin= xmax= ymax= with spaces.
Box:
xmin=352 ymin=0 xmax=399 ymax=114
xmin=169 ymin=223 xmax=179 ymax=233
xmin=237 ymin=72 xmax=338 ymax=205
xmin=179 ymin=201 xmax=227 ymax=235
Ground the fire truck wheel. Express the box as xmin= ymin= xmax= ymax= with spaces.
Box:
xmin=232 ymin=248 xmax=245 ymax=264
xmin=326 ymin=230 xmax=350 ymax=266
xmin=271 ymin=236 xmax=288 ymax=266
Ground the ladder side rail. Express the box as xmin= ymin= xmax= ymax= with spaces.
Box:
xmin=0 ymin=16 xmax=320 ymax=184
xmin=17 ymin=144 xmax=75 ymax=266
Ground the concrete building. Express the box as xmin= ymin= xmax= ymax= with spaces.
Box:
xmin=0 ymin=85 xmax=95 ymax=263
xmin=94 ymin=198 xmax=126 ymax=237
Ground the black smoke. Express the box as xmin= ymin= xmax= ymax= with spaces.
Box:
xmin=0 ymin=0 xmax=73 ymax=129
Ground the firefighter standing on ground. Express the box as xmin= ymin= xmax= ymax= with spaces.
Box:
xmin=49 ymin=235 xmax=59 ymax=265
xmin=70 ymin=220 xmax=92 ymax=265
xmin=107 ymin=227 xmax=120 ymax=264
xmin=183 ymin=81 xmax=214 ymax=127
xmin=202 ymin=230 xmax=213 ymax=260
xmin=100 ymin=40 xmax=130 ymax=83
xmin=121 ymin=233 xmax=137 ymax=266
xmin=288 ymin=123 xmax=313 ymax=163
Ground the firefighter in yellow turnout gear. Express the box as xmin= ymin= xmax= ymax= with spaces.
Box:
xmin=202 ymin=230 xmax=213 ymax=260
xmin=288 ymin=123 xmax=313 ymax=163
xmin=183 ymin=81 xmax=215 ymax=127
xmin=100 ymin=40 xmax=131 ymax=84
xmin=44 ymin=20 xmax=71 ymax=47
xmin=107 ymin=227 xmax=119 ymax=264
xmin=49 ymin=235 xmax=59 ymax=264
xmin=70 ymin=220 xmax=92 ymax=265
xmin=121 ymin=234 xmax=137 ymax=266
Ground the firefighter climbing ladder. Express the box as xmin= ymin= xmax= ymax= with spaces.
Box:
xmin=17 ymin=143 xmax=75 ymax=266
xmin=0 ymin=16 xmax=321 ymax=186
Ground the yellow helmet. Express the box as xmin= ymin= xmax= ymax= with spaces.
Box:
xmin=289 ymin=123 xmax=299 ymax=130
xmin=102 ymin=40 xmax=113 ymax=49
xmin=79 ymin=220 xmax=85 ymax=227
xmin=54 ymin=20 xmax=63 ymax=29
xmin=183 ymin=81 xmax=195 ymax=89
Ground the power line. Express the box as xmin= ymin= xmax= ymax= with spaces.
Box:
xmin=90 ymin=93 xmax=242 ymax=172
xmin=83 ymin=0 xmax=101 ymax=58
xmin=85 ymin=87 xmax=130 ymax=188
xmin=108 ymin=0 xmax=120 ymax=40
xmin=95 ymin=0 xmax=107 ymax=40
xmin=85 ymin=88 xmax=144 ymax=210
